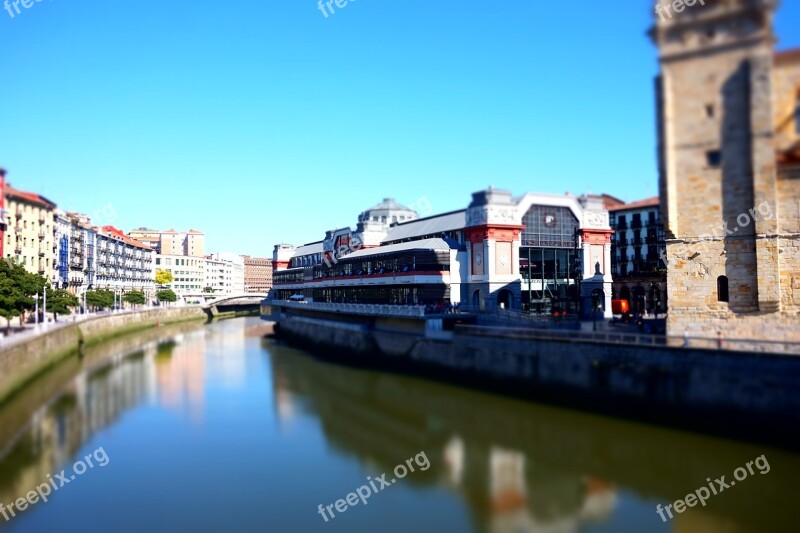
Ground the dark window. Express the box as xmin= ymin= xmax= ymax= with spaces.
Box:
xmin=705 ymin=104 xmax=714 ymax=118
xmin=717 ymin=276 xmax=729 ymax=302
xmin=706 ymin=150 xmax=722 ymax=167
xmin=795 ymin=94 xmax=800 ymax=134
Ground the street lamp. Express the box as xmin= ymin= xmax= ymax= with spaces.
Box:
xmin=573 ymin=228 xmax=582 ymax=316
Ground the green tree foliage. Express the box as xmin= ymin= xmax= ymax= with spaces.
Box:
xmin=44 ymin=288 xmax=79 ymax=321
xmin=155 ymin=269 xmax=174 ymax=286
xmin=85 ymin=290 xmax=115 ymax=311
xmin=122 ymin=290 xmax=146 ymax=307
xmin=202 ymin=286 xmax=215 ymax=293
xmin=0 ymin=260 xmax=46 ymax=333
xmin=157 ymin=289 xmax=178 ymax=304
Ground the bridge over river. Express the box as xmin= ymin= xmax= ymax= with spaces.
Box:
xmin=200 ymin=293 xmax=267 ymax=317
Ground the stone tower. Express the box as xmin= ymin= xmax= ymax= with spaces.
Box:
xmin=652 ymin=0 xmax=800 ymax=341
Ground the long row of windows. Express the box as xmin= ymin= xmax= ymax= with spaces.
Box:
xmin=313 ymin=250 xmax=450 ymax=279
xmin=303 ymin=285 xmax=449 ymax=305
xmin=274 ymin=268 xmax=306 ymax=285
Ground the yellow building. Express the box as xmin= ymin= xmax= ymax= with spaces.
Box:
xmin=3 ymin=181 xmax=57 ymax=280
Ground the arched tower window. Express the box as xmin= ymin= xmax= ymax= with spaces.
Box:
xmin=717 ymin=276 xmax=729 ymax=302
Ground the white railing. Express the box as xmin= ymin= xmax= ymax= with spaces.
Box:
xmin=455 ymin=325 xmax=800 ymax=355
xmin=271 ymin=300 xmax=427 ymax=318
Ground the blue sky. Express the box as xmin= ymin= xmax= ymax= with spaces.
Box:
xmin=1 ymin=0 xmax=798 ymax=256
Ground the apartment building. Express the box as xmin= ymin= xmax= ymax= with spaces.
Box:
xmin=242 ymin=255 xmax=273 ymax=293
xmin=130 ymin=228 xmax=205 ymax=257
xmin=3 ymin=179 xmax=57 ymax=279
xmin=207 ymin=252 xmax=245 ymax=295
xmin=155 ymin=253 xmax=206 ymax=303
xmin=93 ymin=226 xmax=156 ymax=300
xmin=608 ymin=197 xmax=667 ymax=315
xmin=53 ymin=211 xmax=100 ymax=293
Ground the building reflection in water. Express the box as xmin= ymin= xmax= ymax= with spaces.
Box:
xmin=0 ymin=328 xmax=208 ymax=510
xmin=155 ymin=331 xmax=207 ymax=422
xmin=0 ymin=323 xmax=797 ymax=532
xmin=268 ymin=346 xmax=800 ymax=533
xmin=203 ymin=318 xmax=250 ymax=390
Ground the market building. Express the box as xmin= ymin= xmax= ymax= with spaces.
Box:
xmin=272 ymin=189 xmax=614 ymax=318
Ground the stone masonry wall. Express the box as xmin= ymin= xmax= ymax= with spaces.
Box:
xmin=658 ymin=2 xmax=799 ymax=338
xmin=0 ymin=308 xmax=206 ymax=404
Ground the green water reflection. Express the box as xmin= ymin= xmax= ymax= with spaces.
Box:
xmin=0 ymin=318 xmax=796 ymax=533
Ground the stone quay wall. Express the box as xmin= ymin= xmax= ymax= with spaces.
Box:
xmin=275 ymin=315 xmax=800 ymax=445
xmin=0 ymin=308 xmax=207 ymax=404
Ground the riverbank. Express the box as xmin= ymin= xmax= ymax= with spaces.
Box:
xmin=273 ymin=314 xmax=800 ymax=449
xmin=0 ymin=307 xmax=207 ymax=405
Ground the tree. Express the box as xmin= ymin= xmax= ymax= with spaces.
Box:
xmin=85 ymin=290 xmax=114 ymax=311
xmin=0 ymin=273 xmax=20 ymax=334
xmin=155 ymin=269 xmax=174 ymax=286
xmin=157 ymin=289 xmax=178 ymax=305
xmin=202 ymin=286 xmax=215 ymax=294
xmin=122 ymin=290 xmax=146 ymax=308
xmin=44 ymin=288 xmax=79 ymax=322
xmin=0 ymin=259 xmax=46 ymax=333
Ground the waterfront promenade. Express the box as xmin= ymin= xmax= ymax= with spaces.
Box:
xmin=0 ymin=307 xmax=207 ymax=405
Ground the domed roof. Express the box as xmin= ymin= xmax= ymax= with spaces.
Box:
xmin=358 ymin=198 xmax=418 ymax=224
xmin=367 ymin=198 xmax=413 ymax=211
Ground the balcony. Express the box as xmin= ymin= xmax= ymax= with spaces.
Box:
xmin=631 ymin=219 xmax=642 ymax=229
xmin=38 ymin=247 xmax=46 ymax=257
xmin=38 ymin=231 xmax=45 ymax=241
xmin=647 ymin=218 xmax=661 ymax=228
xmin=15 ymin=208 xmax=22 ymax=219
xmin=14 ymin=247 xmax=22 ymax=255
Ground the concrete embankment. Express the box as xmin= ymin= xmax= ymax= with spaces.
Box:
xmin=275 ymin=316 xmax=800 ymax=448
xmin=0 ymin=308 xmax=206 ymax=405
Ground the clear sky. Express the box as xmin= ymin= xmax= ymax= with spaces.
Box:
xmin=1 ymin=1 xmax=798 ymax=256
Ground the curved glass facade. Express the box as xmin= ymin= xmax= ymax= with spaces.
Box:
xmin=520 ymin=205 xmax=580 ymax=314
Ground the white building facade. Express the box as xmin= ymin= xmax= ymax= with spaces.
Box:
xmin=272 ymin=189 xmax=614 ymax=318
xmin=93 ymin=226 xmax=156 ymax=301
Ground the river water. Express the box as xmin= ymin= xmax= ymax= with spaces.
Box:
xmin=0 ymin=317 xmax=797 ymax=532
